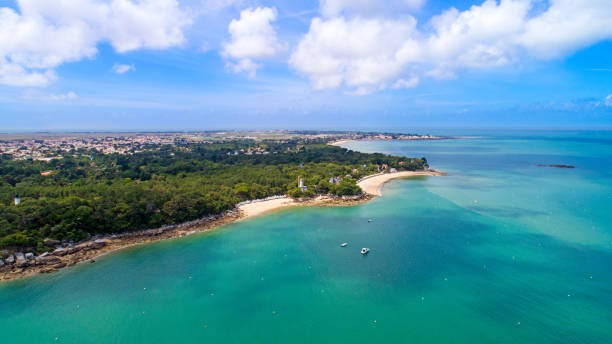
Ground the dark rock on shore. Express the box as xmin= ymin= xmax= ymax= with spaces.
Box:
xmin=52 ymin=248 xmax=68 ymax=256
xmin=15 ymin=252 xmax=28 ymax=267
xmin=35 ymin=256 xmax=61 ymax=265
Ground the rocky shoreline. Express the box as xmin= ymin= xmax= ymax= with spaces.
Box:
xmin=0 ymin=194 xmax=370 ymax=282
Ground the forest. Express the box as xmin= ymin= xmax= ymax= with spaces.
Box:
xmin=0 ymin=138 xmax=427 ymax=252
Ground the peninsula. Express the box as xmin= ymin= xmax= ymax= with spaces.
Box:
xmin=0 ymin=131 xmax=443 ymax=281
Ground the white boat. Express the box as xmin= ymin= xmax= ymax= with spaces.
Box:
xmin=340 ymin=243 xmax=348 ymax=247
xmin=361 ymin=248 xmax=370 ymax=255
xmin=368 ymin=219 xmax=373 ymax=222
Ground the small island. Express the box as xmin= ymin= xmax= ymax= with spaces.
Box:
xmin=0 ymin=131 xmax=443 ymax=281
xmin=537 ymin=164 xmax=575 ymax=169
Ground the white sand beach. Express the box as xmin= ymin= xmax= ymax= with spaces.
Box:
xmin=238 ymin=197 xmax=298 ymax=218
xmin=357 ymin=171 xmax=445 ymax=196
xmin=237 ymin=170 xmax=446 ymax=219
xmin=328 ymin=139 xmax=352 ymax=146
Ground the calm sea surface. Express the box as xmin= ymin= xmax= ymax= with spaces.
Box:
xmin=1 ymin=130 xmax=611 ymax=343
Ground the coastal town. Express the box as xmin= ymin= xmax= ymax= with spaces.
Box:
xmin=0 ymin=131 xmax=451 ymax=160
xmin=0 ymin=134 xmax=176 ymax=160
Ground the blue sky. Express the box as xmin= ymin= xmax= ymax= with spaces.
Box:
xmin=0 ymin=0 xmax=611 ymax=131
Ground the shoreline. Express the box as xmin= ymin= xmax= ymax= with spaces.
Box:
xmin=0 ymin=170 xmax=443 ymax=283
xmin=357 ymin=170 xmax=446 ymax=196
xmin=329 ymin=137 xmax=457 ymax=146
xmin=0 ymin=195 xmax=370 ymax=282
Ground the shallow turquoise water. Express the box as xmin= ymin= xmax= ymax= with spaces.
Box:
xmin=1 ymin=130 xmax=611 ymax=343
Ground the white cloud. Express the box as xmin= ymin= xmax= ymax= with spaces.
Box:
xmin=22 ymin=89 xmax=78 ymax=101
xmin=203 ymin=0 xmax=245 ymax=11
xmin=113 ymin=63 xmax=135 ymax=74
xmin=320 ymin=0 xmax=425 ymax=17
xmin=53 ymin=91 xmax=78 ymax=101
xmin=0 ymin=63 xmax=57 ymax=87
xmin=426 ymin=0 xmax=530 ymax=69
xmin=291 ymin=0 xmax=612 ymax=94
xmin=226 ymin=58 xmax=260 ymax=78
xmin=392 ymin=77 xmax=419 ymax=90
xmin=0 ymin=0 xmax=191 ymax=87
xmin=520 ymin=0 xmax=612 ymax=59
xmin=290 ymin=17 xmax=419 ymax=91
xmin=221 ymin=7 xmax=286 ymax=77
xmin=605 ymin=94 xmax=612 ymax=107
xmin=425 ymin=69 xmax=456 ymax=80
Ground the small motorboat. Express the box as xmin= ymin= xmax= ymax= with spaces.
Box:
xmin=368 ymin=219 xmax=373 ymax=222
xmin=341 ymin=242 xmax=348 ymax=247
xmin=361 ymin=248 xmax=370 ymax=255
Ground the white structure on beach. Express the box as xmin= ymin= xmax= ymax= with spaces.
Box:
xmin=298 ymin=176 xmax=307 ymax=191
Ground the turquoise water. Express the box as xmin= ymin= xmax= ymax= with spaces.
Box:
xmin=1 ymin=130 xmax=611 ymax=343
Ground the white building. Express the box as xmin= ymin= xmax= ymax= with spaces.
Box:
xmin=14 ymin=193 xmax=20 ymax=205
xmin=298 ymin=177 xmax=307 ymax=191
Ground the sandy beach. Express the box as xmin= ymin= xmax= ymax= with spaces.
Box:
xmin=237 ymin=170 xmax=446 ymax=217
xmin=328 ymin=139 xmax=352 ymax=146
xmin=238 ymin=197 xmax=298 ymax=218
xmin=357 ymin=170 xmax=445 ymax=196
xmin=237 ymin=194 xmax=371 ymax=219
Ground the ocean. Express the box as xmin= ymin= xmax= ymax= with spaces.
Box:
xmin=1 ymin=129 xmax=611 ymax=343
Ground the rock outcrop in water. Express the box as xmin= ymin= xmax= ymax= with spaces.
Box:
xmin=537 ymin=164 xmax=575 ymax=168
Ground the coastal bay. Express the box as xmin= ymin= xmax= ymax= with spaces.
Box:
xmin=1 ymin=130 xmax=611 ymax=344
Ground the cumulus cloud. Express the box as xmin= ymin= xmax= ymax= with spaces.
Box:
xmin=289 ymin=17 xmax=419 ymax=92
xmin=0 ymin=63 xmax=57 ymax=87
xmin=425 ymin=0 xmax=530 ymax=70
xmin=221 ymin=7 xmax=287 ymax=77
xmin=291 ymin=0 xmax=612 ymax=94
xmin=113 ymin=63 xmax=135 ymax=74
xmin=0 ymin=0 xmax=191 ymax=87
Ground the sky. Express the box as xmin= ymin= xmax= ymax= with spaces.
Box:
xmin=0 ymin=0 xmax=611 ymax=131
